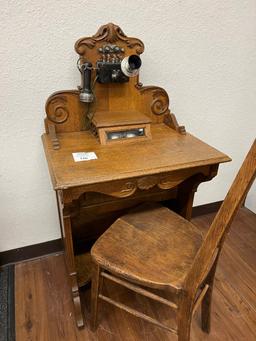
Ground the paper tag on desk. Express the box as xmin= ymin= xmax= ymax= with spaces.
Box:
xmin=72 ymin=152 xmax=98 ymax=162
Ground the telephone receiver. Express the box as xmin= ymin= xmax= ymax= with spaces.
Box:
xmin=78 ymin=54 xmax=142 ymax=103
xmin=78 ymin=62 xmax=94 ymax=103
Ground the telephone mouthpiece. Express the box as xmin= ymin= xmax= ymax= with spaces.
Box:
xmin=121 ymin=55 xmax=142 ymax=77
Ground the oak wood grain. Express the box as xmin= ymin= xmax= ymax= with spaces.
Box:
xmin=42 ymin=125 xmax=230 ymax=190
xmin=91 ymin=203 xmax=203 ymax=290
xmin=92 ymin=111 xmax=151 ymax=128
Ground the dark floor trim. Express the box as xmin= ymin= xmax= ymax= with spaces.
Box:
xmin=0 ymin=264 xmax=15 ymax=341
xmin=0 ymin=239 xmax=63 ymax=266
xmin=0 ymin=201 xmax=223 ymax=266
xmin=192 ymin=200 xmax=223 ymax=218
xmin=8 ymin=264 xmax=15 ymax=341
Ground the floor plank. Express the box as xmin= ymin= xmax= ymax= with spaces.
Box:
xmin=15 ymin=207 xmax=256 ymax=340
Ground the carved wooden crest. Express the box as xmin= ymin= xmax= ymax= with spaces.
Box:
xmin=75 ymin=23 xmax=144 ymax=58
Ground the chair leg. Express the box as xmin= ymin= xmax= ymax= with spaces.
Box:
xmin=177 ymin=315 xmax=192 ymax=341
xmin=201 ymin=261 xmax=218 ymax=333
xmin=90 ymin=263 xmax=101 ymax=331
xmin=201 ymin=283 xmax=213 ymax=333
xmin=177 ymin=299 xmax=193 ymax=341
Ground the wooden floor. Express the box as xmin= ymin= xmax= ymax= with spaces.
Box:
xmin=15 ymin=207 xmax=256 ymax=340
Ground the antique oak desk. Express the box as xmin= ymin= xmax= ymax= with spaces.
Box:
xmin=42 ymin=23 xmax=230 ymax=328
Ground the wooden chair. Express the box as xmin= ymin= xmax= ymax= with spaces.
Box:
xmin=90 ymin=140 xmax=256 ymax=340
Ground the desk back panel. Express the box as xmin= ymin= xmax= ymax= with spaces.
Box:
xmin=44 ymin=23 xmax=184 ymax=143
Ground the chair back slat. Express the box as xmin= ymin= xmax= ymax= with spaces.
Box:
xmin=184 ymin=140 xmax=256 ymax=294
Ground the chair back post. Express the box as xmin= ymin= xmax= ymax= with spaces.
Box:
xmin=184 ymin=139 xmax=256 ymax=297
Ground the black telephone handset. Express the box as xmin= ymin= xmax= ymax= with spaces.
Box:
xmin=78 ymin=44 xmax=141 ymax=103
xmin=79 ymin=62 xmax=94 ymax=103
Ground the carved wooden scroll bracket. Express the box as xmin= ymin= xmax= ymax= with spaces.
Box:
xmin=45 ymin=90 xmax=85 ymax=149
xmin=136 ymin=84 xmax=186 ymax=134
xmin=164 ymin=113 xmax=186 ymax=135
xmin=47 ymin=122 xmax=60 ymax=150
xmin=188 ymin=164 xmax=219 ymax=196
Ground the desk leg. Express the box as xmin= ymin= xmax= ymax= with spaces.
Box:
xmin=176 ymin=177 xmax=197 ymax=220
xmin=62 ymin=210 xmax=84 ymax=328
xmin=177 ymin=166 xmax=219 ymax=220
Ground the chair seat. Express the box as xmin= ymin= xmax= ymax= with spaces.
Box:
xmin=91 ymin=203 xmax=203 ymax=291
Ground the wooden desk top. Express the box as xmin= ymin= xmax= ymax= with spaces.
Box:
xmin=42 ymin=124 xmax=230 ymax=190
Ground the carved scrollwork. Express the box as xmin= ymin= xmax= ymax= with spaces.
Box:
xmin=116 ymin=181 xmax=137 ymax=197
xmin=158 ymin=178 xmax=183 ymax=190
xmin=139 ymin=86 xmax=170 ymax=117
xmin=46 ymin=94 xmax=69 ymax=124
xmin=63 ymin=167 xmax=214 ymax=204
xmin=95 ymin=23 xmax=128 ymax=43
xmin=151 ymin=89 xmax=169 ymax=116
xmin=137 ymin=176 xmax=158 ymax=190
xmin=75 ymin=23 xmax=144 ymax=56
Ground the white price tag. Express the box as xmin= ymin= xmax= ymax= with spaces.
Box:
xmin=72 ymin=152 xmax=98 ymax=162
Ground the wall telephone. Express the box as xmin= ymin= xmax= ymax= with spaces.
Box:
xmin=76 ymin=43 xmax=144 ymax=143
xmin=45 ymin=23 xmax=186 ymax=150
xmin=78 ymin=44 xmax=142 ymax=103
